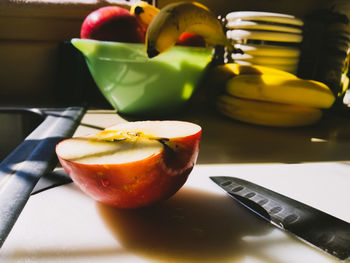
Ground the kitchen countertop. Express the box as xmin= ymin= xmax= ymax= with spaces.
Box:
xmin=1 ymin=104 xmax=350 ymax=263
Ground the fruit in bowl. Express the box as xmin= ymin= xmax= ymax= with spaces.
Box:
xmin=145 ymin=1 xmax=230 ymax=57
xmin=130 ymin=1 xmax=206 ymax=47
xmin=176 ymin=32 xmax=206 ymax=47
xmin=56 ymin=120 xmax=202 ymax=209
xmin=73 ymin=2 xmax=230 ymax=116
xmin=80 ymin=6 xmax=145 ymax=43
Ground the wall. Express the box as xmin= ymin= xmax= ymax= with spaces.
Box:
xmin=158 ymin=0 xmax=350 ymax=19
xmin=0 ymin=0 xmax=134 ymax=107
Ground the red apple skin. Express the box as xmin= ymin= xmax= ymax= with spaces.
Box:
xmin=56 ymin=131 xmax=201 ymax=209
xmin=176 ymin=32 xmax=206 ymax=47
xmin=80 ymin=6 xmax=145 ymax=43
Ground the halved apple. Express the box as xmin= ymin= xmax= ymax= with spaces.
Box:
xmin=56 ymin=121 xmax=202 ymax=209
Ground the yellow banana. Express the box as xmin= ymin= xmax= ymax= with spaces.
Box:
xmin=145 ymin=1 xmax=230 ymax=58
xmin=226 ymin=74 xmax=335 ymax=109
xmin=217 ymin=94 xmax=322 ymax=127
xmin=220 ymin=63 xmax=298 ymax=77
xmin=204 ymin=63 xmax=298 ymax=99
xmin=130 ymin=1 xmax=159 ymax=29
xmin=206 ymin=63 xmax=297 ymax=88
xmin=341 ymin=74 xmax=349 ymax=96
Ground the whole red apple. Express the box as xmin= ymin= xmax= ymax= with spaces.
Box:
xmin=56 ymin=121 xmax=201 ymax=209
xmin=176 ymin=32 xmax=206 ymax=47
xmin=80 ymin=6 xmax=145 ymax=43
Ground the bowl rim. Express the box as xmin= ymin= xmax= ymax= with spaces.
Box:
xmin=71 ymin=38 xmax=214 ymax=53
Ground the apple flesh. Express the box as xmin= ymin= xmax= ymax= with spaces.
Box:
xmin=176 ymin=32 xmax=206 ymax=47
xmin=56 ymin=121 xmax=201 ymax=209
xmin=80 ymin=6 xmax=145 ymax=43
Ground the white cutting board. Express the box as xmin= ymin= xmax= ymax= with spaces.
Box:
xmin=1 ymin=162 xmax=347 ymax=263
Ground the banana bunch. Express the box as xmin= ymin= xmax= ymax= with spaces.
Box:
xmin=213 ymin=63 xmax=336 ymax=127
xmin=144 ymin=1 xmax=230 ymax=58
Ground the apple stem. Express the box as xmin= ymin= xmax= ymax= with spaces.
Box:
xmin=157 ymin=137 xmax=172 ymax=151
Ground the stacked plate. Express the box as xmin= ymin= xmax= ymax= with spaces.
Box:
xmin=225 ymin=11 xmax=304 ymax=74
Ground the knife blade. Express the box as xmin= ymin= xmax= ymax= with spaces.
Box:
xmin=210 ymin=176 xmax=350 ymax=261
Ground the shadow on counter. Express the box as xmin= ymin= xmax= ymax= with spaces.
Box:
xmin=97 ymin=186 xmax=275 ymax=263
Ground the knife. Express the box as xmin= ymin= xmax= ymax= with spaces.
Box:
xmin=210 ymin=176 xmax=350 ymax=261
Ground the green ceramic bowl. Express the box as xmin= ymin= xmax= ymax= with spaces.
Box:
xmin=71 ymin=38 xmax=213 ymax=116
